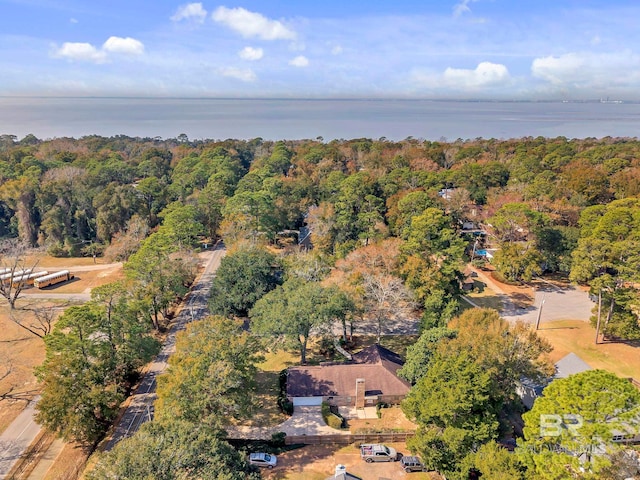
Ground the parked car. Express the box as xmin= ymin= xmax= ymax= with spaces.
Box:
xmin=249 ymin=452 xmax=277 ymax=469
xmin=360 ymin=443 xmax=398 ymax=462
xmin=400 ymin=456 xmax=427 ymax=472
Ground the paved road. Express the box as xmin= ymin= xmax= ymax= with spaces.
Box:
xmin=501 ymin=282 xmax=593 ymax=326
xmin=0 ymin=397 xmax=41 ymax=479
xmin=104 ymin=245 xmax=225 ymax=450
xmin=0 ymin=247 xmax=224 ymax=477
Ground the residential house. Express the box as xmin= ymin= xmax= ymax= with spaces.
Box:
xmin=286 ymin=344 xmax=411 ymax=408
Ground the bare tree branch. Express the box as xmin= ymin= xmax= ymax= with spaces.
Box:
xmin=0 ymin=239 xmax=40 ymax=310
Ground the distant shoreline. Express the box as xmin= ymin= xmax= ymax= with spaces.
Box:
xmin=0 ymin=96 xmax=637 ymax=104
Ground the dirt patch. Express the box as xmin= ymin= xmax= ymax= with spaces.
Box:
xmin=537 ymin=319 xmax=640 ymax=379
xmin=262 ymin=443 xmax=440 ymax=480
xmin=0 ymin=311 xmax=45 ymax=433
xmin=467 ymin=264 xmax=535 ymax=308
xmin=0 ymin=255 xmax=124 ymax=435
xmin=348 ymin=406 xmax=417 ymax=434
xmin=43 ymin=442 xmax=89 ymax=480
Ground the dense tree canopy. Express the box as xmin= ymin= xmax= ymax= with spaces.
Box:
xmin=570 ymin=198 xmax=640 ymax=340
xmin=208 ymin=247 xmax=281 ymax=317
xmin=519 ymin=370 xmax=640 ymax=479
xmin=88 ymin=419 xmax=260 ymax=480
xmin=250 ymin=278 xmax=354 ymax=363
xmin=35 ymin=290 xmax=160 ymax=445
xmin=155 ymin=316 xmax=262 ymax=426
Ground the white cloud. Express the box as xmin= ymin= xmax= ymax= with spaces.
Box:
xmin=220 ymin=67 xmax=257 ymax=82
xmin=453 ymin=0 xmax=479 ymax=18
xmin=171 ymin=3 xmax=207 ymax=23
xmin=54 ymin=42 xmax=106 ymax=63
xmin=443 ymin=61 xmax=510 ymax=87
xmin=289 ymin=55 xmax=309 ymax=67
xmin=331 ymin=45 xmax=343 ymax=55
xmin=531 ymin=51 xmax=640 ymax=89
xmin=212 ymin=6 xmax=296 ymax=40
xmin=102 ymin=36 xmax=145 ymax=56
xmin=239 ymin=46 xmax=264 ymax=61
xmin=52 ymin=36 xmax=144 ymax=63
xmin=69 ymin=18 xmax=78 ymax=24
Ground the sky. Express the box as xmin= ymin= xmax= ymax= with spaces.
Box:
xmin=1 ymin=0 xmax=639 ymax=99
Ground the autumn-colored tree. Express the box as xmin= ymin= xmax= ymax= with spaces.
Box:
xmin=330 ymin=239 xmax=414 ymax=343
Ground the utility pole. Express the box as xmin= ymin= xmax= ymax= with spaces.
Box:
xmin=535 ymin=294 xmax=546 ymax=330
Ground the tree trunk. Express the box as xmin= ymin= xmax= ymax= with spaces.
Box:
xmin=594 ymin=290 xmax=602 ymax=344
xmin=300 ymin=336 xmax=307 ymax=364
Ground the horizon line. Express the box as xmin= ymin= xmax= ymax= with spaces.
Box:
xmin=0 ymin=95 xmax=636 ymax=103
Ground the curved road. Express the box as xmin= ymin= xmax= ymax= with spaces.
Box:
xmin=105 ymin=245 xmax=225 ymax=450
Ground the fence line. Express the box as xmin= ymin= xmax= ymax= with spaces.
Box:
xmin=284 ymin=432 xmax=415 ymax=445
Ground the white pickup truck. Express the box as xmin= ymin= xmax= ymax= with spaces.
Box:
xmin=359 ymin=444 xmax=398 ymax=463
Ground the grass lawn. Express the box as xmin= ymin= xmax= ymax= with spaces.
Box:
xmin=537 ymin=319 xmax=640 ymax=379
xmin=465 ymin=289 xmax=504 ymax=311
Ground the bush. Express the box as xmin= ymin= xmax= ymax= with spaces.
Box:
xmin=376 ymin=402 xmax=389 ymax=419
xmin=318 ymin=336 xmax=336 ymax=358
xmin=277 ymin=369 xmax=294 ymax=416
xmin=322 ymin=402 xmax=347 ymax=429
xmin=271 ymin=431 xmax=286 ymax=447
xmin=278 ymin=397 xmax=294 ymax=415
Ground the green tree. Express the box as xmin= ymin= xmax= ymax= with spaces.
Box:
xmin=399 ymin=208 xmax=466 ymax=328
xmin=492 ymin=241 xmax=544 ymax=283
xmin=158 ymin=201 xmax=204 ymax=250
xmin=35 ymin=298 xmax=159 ymax=445
xmin=518 ymin=370 xmax=640 ymax=479
xmin=444 ymin=308 xmax=554 ymax=404
xmin=251 ymin=279 xmax=354 ymax=363
xmin=135 ymin=176 xmax=168 ymax=226
xmin=403 ymin=350 xmax=500 ymax=474
xmin=397 ymin=326 xmax=456 ymax=384
xmin=488 ymin=202 xmax=548 ymax=243
xmin=208 ymin=247 xmax=281 ymax=317
xmin=570 ymin=198 xmax=640 ymax=340
xmin=125 ymin=232 xmax=198 ymax=330
xmin=459 ymin=441 xmax=527 ymax=480
xmin=155 ymin=316 xmax=262 ymax=426
xmin=87 ymin=419 xmax=259 ymax=480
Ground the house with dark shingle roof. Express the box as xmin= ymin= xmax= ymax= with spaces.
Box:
xmin=286 ymin=344 xmax=411 ymax=407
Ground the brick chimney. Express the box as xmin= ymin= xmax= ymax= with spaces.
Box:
xmin=355 ymin=378 xmax=365 ymax=408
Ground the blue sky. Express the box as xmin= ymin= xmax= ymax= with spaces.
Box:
xmin=1 ymin=0 xmax=639 ymax=99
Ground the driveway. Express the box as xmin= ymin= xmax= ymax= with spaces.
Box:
xmin=277 ymin=406 xmax=349 ymax=436
xmin=501 ymin=282 xmax=594 ymax=326
xmin=226 ymin=405 xmax=349 ymax=440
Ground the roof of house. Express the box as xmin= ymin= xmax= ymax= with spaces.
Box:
xmin=517 ymin=352 xmax=593 ymax=409
xmin=554 ymin=352 xmax=592 ymax=379
xmin=287 ymin=344 xmax=411 ymax=398
xmin=324 ymin=474 xmax=361 ymax=480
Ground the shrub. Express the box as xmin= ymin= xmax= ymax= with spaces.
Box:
xmin=376 ymin=402 xmax=389 ymax=419
xmin=322 ymin=402 xmax=347 ymax=429
xmin=271 ymin=431 xmax=286 ymax=447
xmin=277 ymin=369 xmax=293 ymax=415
